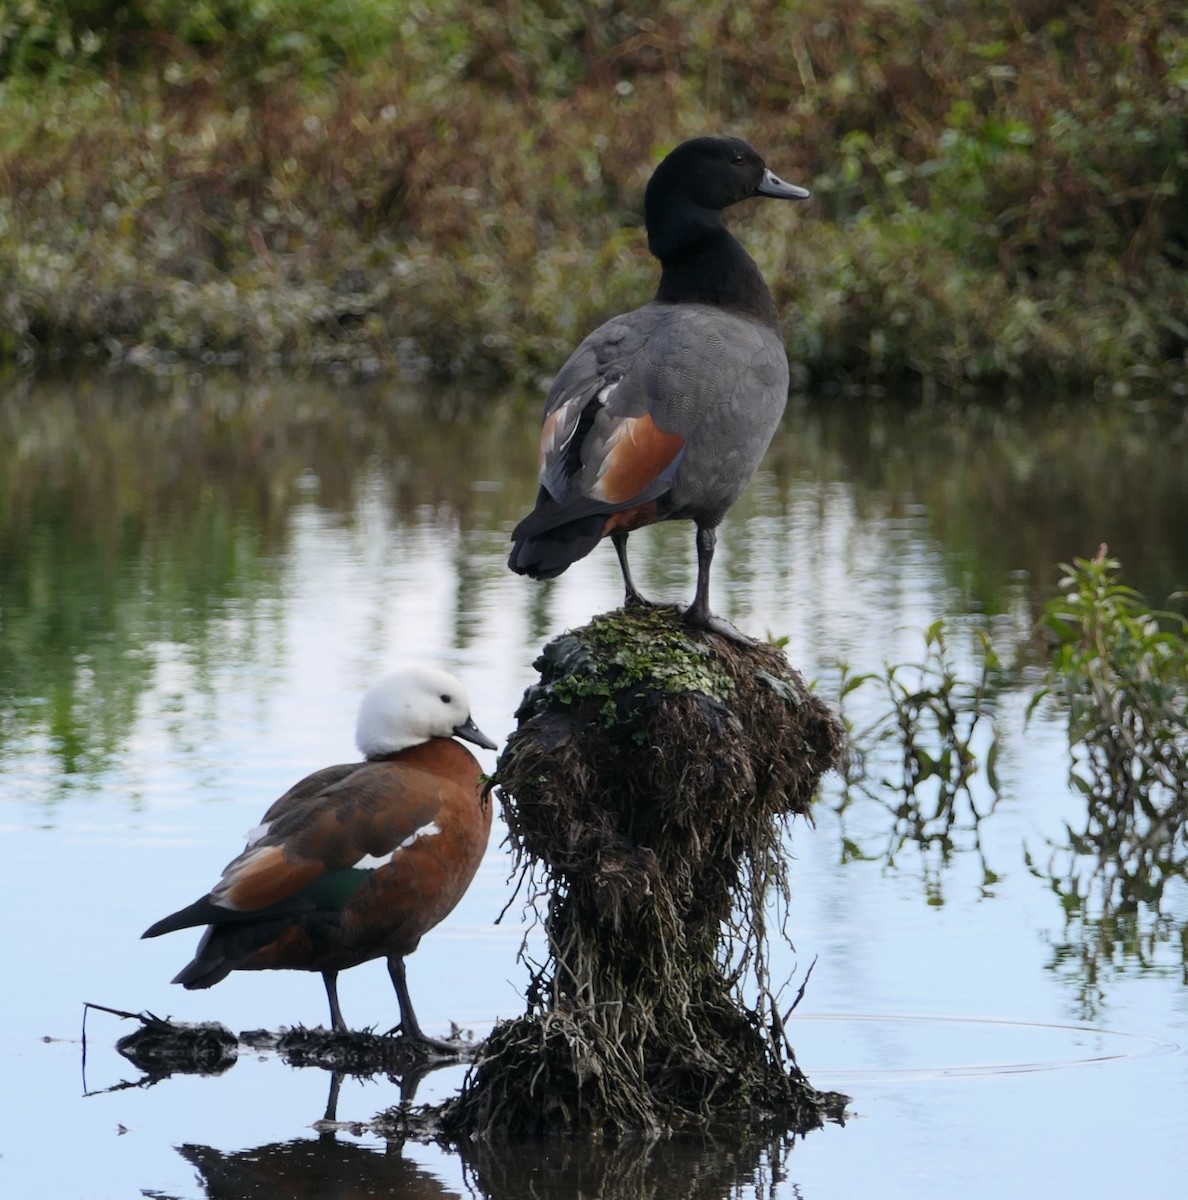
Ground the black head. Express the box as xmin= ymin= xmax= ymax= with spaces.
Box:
xmin=642 ymin=137 xmax=810 ymax=326
xmin=645 ymin=136 xmax=809 ymax=221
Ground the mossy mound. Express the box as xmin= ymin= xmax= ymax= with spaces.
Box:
xmin=442 ymin=606 xmax=847 ymax=1139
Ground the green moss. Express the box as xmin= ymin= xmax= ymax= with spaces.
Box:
xmin=518 ymin=607 xmax=735 ymax=728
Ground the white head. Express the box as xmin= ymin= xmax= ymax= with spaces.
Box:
xmin=355 ymin=666 xmax=497 ymax=758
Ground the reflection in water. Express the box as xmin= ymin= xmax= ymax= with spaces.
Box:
xmin=158 ymin=1130 xmax=803 ymax=1200
xmin=463 ymin=1133 xmax=799 ymax=1200
xmin=827 ymin=624 xmax=1005 ymax=906
xmin=1031 ymin=783 xmax=1188 ymax=1019
xmin=136 ymin=1043 xmax=803 ymax=1200
xmin=825 ymin=611 xmax=1186 ymax=999
xmin=3 ymin=372 xmax=1188 ymax=1196
xmin=0 ymin=371 xmax=539 ymax=795
xmin=786 ymin=396 xmax=1188 ymax=619
xmin=3 ymin=375 xmax=1185 ymax=971
xmin=156 ymin=1137 xmax=460 ymax=1200
xmin=4 ymin=374 xmax=1186 ymax=795
xmin=104 ymin=1013 xmax=460 ymax=1118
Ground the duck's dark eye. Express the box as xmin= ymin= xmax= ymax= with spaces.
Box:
xmin=730 ymin=152 xmax=746 ymax=165
xmin=440 ymin=693 xmax=452 ymax=704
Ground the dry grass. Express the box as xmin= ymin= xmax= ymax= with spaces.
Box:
xmin=2 ymin=0 xmax=1184 ymax=389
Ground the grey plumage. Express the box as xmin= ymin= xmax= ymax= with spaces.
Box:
xmin=508 ymin=136 xmax=809 ymax=640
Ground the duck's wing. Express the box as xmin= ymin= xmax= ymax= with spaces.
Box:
xmin=514 ymin=307 xmax=692 ymax=546
xmin=257 ymin=763 xmax=361 ymax=822
xmin=141 ymin=764 xmax=445 ymax=934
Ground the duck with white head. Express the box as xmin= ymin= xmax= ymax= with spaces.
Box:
xmin=142 ymin=666 xmax=497 ymax=1051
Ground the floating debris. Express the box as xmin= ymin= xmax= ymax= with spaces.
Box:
xmin=274 ymin=1025 xmax=478 ymax=1073
xmin=91 ymin=1005 xmax=239 ymax=1079
xmin=86 ymin=1001 xmax=475 ymax=1091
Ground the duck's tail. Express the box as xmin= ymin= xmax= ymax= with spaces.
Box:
xmin=508 ymin=509 xmax=607 ymax=579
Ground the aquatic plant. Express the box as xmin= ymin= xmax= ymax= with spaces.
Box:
xmin=1033 ymin=547 xmax=1187 ymax=813
xmin=829 ymin=552 xmax=1186 ymax=995
xmin=1026 ymin=548 xmax=1187 ymax=1014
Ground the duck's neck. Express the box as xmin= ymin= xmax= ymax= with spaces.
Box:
xmin=367 ymin=737 xmax=476 ymax=770
xmin=651 ymin=218 xmax=780 ymax=331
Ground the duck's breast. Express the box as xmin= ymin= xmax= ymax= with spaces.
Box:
xmin=341 ymin=740 xmax=492 ymax=956
xmin=641 ymin=305 xmax=789 ymax=524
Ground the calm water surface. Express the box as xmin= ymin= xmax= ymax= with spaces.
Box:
xmin=1 ymin=372 xmax=1186 ymax=1199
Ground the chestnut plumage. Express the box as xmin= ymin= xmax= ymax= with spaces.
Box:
xmin=142 ymin=666 xmax=497 ymax=1049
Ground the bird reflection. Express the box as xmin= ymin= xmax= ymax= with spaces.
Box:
xmin=161 ymin=1128 xmax=800 ymax=1200
xmin=148 ymin=1063 xmax=461 ymax=1200
xmin=168 ymin=1135 xmax=460 ymax=1200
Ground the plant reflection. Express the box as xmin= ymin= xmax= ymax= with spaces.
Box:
xmin=6 ymin=375 xmax=1187 ymax=798
xmin=0 ymin=371 xmax=538 ymax=798
xmin=6 ymin=372 xmax=1187 ymax=1020
xmin=830 ymin=605 xmax=1186 ymax=1012
xmin=153 ymin=1126 xmax=803 ymax=1200
xmin=769 ymin=396 xmax=1188 ymax=620
xmin=461 ymin=1132 xmax=800 ymax=1200
xmin=826 ymin=622 xmax=1004 ymax=905
xmin=1029 ymin=781 xmax=1187 ymax=1020
xmin=126 ymin=1030 xmax=805 ymax=1200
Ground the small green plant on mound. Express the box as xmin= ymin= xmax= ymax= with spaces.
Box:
xmin=440 ymin=607 xmax=847 ymax=1139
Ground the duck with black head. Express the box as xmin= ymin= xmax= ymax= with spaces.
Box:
xmin=508 ymin=135 xmax=810 ymax=642
xmin=141 ymin=666 xmax=498 ymax=1051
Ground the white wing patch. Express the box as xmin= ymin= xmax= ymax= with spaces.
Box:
xmin=595 ymin=377 xmax=621 ymax=405
xmin=353 ymin=851 xmax=393 ymax=869
xmin=243 ymin=821 xmax=272 ymax=847
xmin=398 ymin=820 xmax=441 ymax=850
xmin=352 ymin=820 xmax=441 ymax=871
xmin=540 ymin=395 xmax=584 ymax=468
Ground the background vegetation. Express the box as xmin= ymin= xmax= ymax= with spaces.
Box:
xmin=1 ymin=0 xmax=1185 ymax=390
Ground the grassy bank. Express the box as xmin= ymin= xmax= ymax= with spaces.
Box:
xmin=1 ymin=1 xmax=1185 ymax=392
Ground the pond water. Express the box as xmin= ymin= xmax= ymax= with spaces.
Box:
xmin=1 ymin=371 xmax=1186 ymax=1199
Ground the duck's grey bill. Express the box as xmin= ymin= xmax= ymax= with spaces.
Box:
xmin=453 ymin=716 xmax=499 ymax=751
xmin=757 ymin=168 xmax=811 ymax=200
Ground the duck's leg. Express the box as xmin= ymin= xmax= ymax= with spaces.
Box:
xmin=612 ymin=531 xmax=652 ymax=607
xmin=684 ymin=525 xmax=755 ymax=644
xmin=322 ymin=970 xmax=348 ymax=1033
xmin=387 ymin=956 xmax=463 ymax=1054
xmin=323 ymin=1071 xmax=343 ymax=1121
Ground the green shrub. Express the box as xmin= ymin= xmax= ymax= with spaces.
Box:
xmin=1033 ymin=547 xmax=1187 ymax=812
xmin=0 ymin=0 xmax=403 ymax=79
xmin=1 ymin=1 xmax=1185 ymax=384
